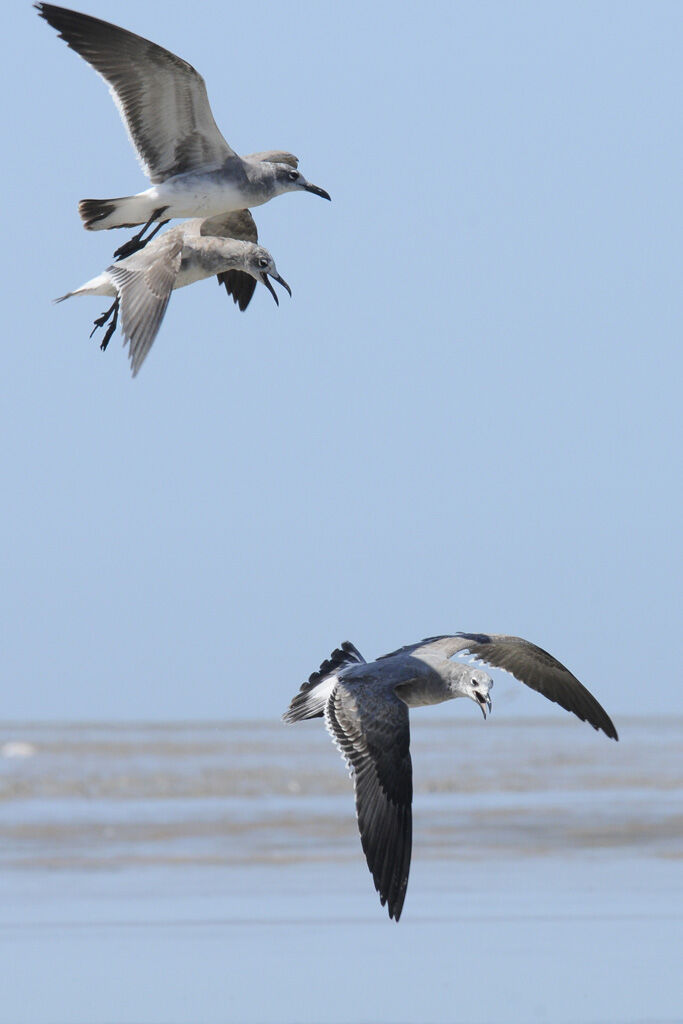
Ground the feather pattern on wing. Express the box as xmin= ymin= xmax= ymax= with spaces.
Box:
xmin=36 ymin=3 xmax=235 ymax=182
xmin=107 ymin=233 xmax=183 ymax=376
xmin=325 ymin=681 xmax=412 ymax=921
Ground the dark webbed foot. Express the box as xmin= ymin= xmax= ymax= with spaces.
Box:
xmin=90 ymin=298 xmax=120 ymax=352
xmin=113 ymin=208 xmax=170 ymax=260
xmin=114 ymin=237 xmax=144 ymax=260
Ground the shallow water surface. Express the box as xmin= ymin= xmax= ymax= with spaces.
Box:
xmin=1 ymin=717 xmax=681 ymax=1024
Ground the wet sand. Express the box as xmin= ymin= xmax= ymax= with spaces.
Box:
xmin=1 ymin=717 xmax=681 ymax=1024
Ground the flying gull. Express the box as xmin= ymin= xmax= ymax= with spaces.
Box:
xmin=284 ymin=633 xmax=618 ymax=922
xmin=36 ymin=3 xmax=331 ymax=257
xmin=55 ymin=211 xmax=290 ymax=376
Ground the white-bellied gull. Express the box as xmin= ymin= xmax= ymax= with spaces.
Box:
xmin=56 ymin=211 xmax=290 ymax=376
xmin=36 ymin=4 xmax=331 ymax=257
xmin=284 ymin=633 xmax=618 ymax=922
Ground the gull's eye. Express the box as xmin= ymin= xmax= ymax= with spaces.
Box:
xmin=258 ymin=257 xmax=269 ymax=269
xmin=288 ymin=170 xmax=298 ymax=182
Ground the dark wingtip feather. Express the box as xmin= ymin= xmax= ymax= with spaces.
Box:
xmin=596 ymin=713 xmax=619 ymax=742
xmin=455 ymin=633 xmax=619 ymax=742
xmin=217 ymin=270 xmax=256 ymax=312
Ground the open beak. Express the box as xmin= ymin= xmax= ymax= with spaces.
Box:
xmin=476 ymin=693 xmax=492 ymax=720
xmin=261 ymin=271 xmax=292 ymax=306
xmin=304 ymin=182 xmax=331 ymax=201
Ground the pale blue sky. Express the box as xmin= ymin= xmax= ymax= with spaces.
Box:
xmin=2 ymin=1 xmax=681 ymax=720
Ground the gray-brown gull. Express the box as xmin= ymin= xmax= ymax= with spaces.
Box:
xmin=36 ymin=4 xmax=331 ymax=257
xmin=56 ymin=211 xmax=290 ymax=376
xmin=284 ymin=633 xmax=618 ymax=922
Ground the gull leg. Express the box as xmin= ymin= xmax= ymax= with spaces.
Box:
xmin=90 ymin=297 xmax=120 ymax=352
xmin=113 ymin=207 xmax=170 ymax=260
xmin=132 ymin=217 xmax=169 ymax=248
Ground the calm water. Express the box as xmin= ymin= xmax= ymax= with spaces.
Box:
xmin=1 ymin=717 xmax=681 ymax=1024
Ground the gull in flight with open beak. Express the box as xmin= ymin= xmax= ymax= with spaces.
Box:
xmin=55 ymin=211 xmax=290 ymax=376
xmin=284 ymin=632 xmax=618 ymax=922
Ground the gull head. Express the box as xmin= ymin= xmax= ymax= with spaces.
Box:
xmin=273 ymin=164 xmax=331 ymax=201
xmin=463 ymin=669 xmax=493 ymax=720
xmin=246 ymin=247 xmax=292 ymax=306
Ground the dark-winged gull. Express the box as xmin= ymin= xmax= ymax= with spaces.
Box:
xmin=284 ymin=633 xmax=618 ymax=922
xmin=55 ymin=212 xmax=290 ymax=376
xmin=36 ymin=4 xmax=331 ymax=257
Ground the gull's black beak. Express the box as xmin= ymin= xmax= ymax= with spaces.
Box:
xmin=475 ymin=693 xmax=492 ymax=720
xmin=272 ymin=272 xmax=292 ymax=298
xmin=304 ymin=182 xmax=331 ymax=201
xmin=260 ymin=271 xmax=292 ymax=305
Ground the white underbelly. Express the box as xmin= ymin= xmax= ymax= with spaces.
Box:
xmin=151 ymin=179 xmax=250 ymax=218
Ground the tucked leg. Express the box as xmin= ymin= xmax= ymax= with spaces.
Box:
xmin=113 ymin=207 xmax=170 ymax=260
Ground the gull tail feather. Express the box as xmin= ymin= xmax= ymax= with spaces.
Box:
xmin=79 ymin=195 xmax=152 ymax=231
xmin=53 ymin=273 xmax=115 ymax=303
xmin=283 ymin=642 xmax=366 ymax=723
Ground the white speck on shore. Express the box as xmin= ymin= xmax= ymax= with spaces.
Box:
xmin=1 ymin=741 xmax=36 ymax=759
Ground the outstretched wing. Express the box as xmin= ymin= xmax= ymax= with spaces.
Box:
xmin=107 ymin=233 xmax=183 ymax=376
xmin=325 ymin=681 xmax=412 ymax=921
xmin=36 ymin=3 xmax=235 ymax=182
xmin=203 ymin=210 xmax=259 ymax=312
xmin=383 ymin=634 xmax=618 ymax=740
